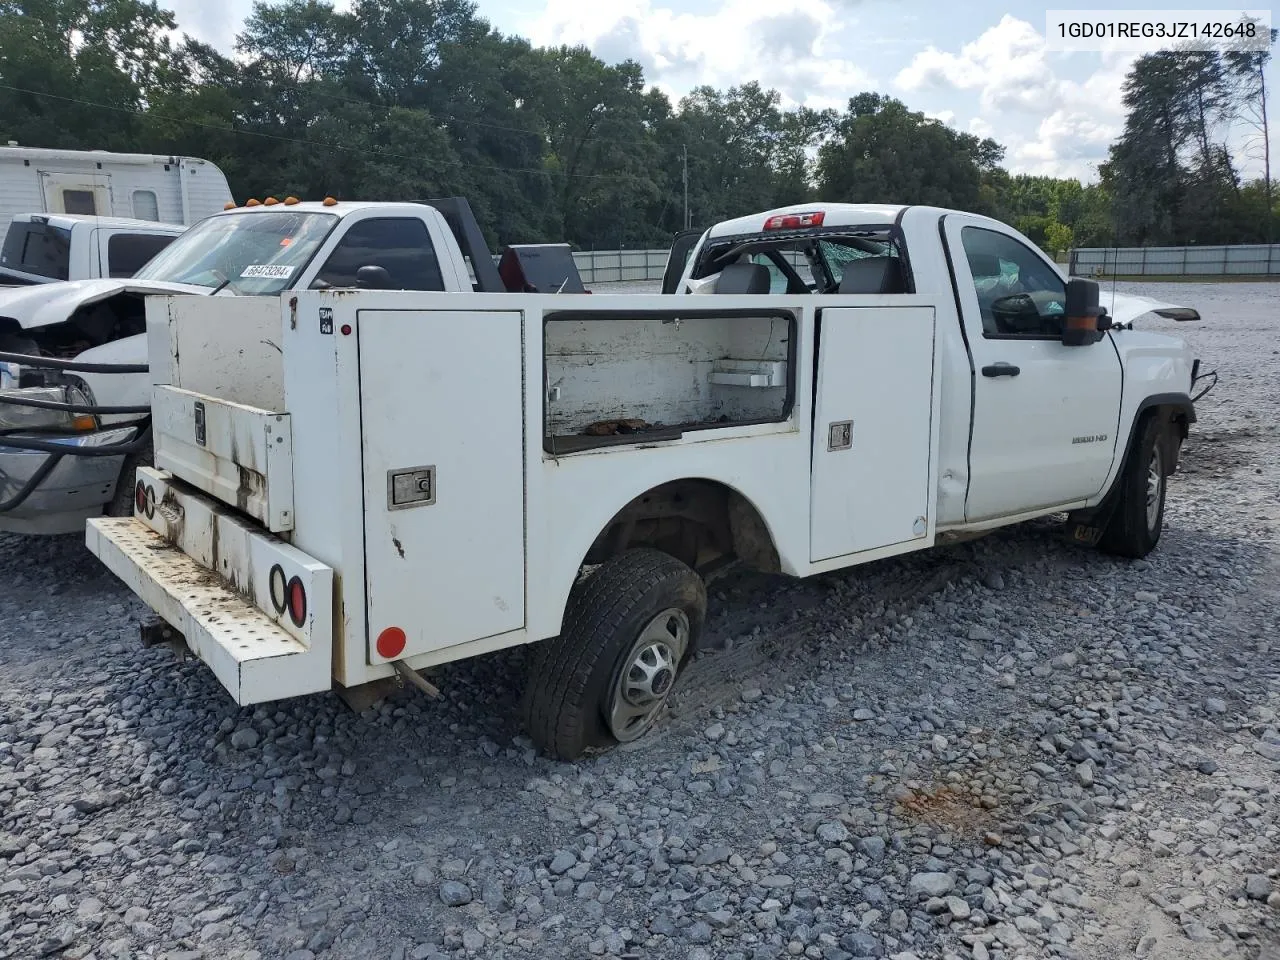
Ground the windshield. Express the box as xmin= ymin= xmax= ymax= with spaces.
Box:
xmin=133 ymin=211 xmax=339 ymax=294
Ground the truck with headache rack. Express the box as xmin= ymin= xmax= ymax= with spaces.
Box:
xmin=81 ymin=200 xmax=1215 ymax=759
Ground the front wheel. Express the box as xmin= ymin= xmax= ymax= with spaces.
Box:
xmin=105 ymin=438 xmax=154 ymax=518
xmin=522 ymin=549 xmax=706 ymax=760
xmin=1099 ymin=415 xmax=1169 ymax=559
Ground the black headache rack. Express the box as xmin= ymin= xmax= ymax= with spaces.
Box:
xmin=418 ymin=197 xmax=588 ymax=294
xmin=0 ymin=350 xmax=151 ymax=514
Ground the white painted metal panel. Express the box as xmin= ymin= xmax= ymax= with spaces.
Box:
xmin=277 ymin=293 xmax=368 ymax=686
xmin=358 ymin=309 xmax=525 ymax=661
xmin=810 ymin=306 xmax=936 ymax=562
xmin=152 ymin=386 xmax=295 ymax=531
xmin=145 ymin=296 xmax=285 ymax=411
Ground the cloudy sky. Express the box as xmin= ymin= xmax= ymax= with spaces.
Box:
xmin=165 ymin=0 xmax=1276 ymax=182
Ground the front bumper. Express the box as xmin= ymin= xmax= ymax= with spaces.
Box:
xmin=0 ymin=427 xmax=136 ymax=534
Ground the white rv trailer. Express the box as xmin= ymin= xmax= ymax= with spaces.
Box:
xmin=0 ymin=145 xmax=233 ymax=239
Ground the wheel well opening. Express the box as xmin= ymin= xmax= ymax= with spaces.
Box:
xmin=1139 ymin=403 xmax=1192 ymax=474
xmin=582 ymin=479 xmax=781 ymax=578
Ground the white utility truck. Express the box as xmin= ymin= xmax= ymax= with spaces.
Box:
xmin=0 ymin=213 xmax=184 ymax=286
xmin=81 ymin=201 xmax=1213 ymax=759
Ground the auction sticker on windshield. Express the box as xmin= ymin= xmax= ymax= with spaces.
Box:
xmin=241 ymin=264 xmax=297 ymax=279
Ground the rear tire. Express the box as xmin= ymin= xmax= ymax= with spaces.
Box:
xmin=522 ymin=548 xmax=706 ymax=760
xmin=1099 ymin=414 xmax=1168 ymax=559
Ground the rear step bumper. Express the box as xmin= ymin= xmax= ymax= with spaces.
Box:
xmin=85 ymin=471 xmax=333 ymax=705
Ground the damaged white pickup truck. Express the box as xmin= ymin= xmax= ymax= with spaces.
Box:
xmin=82 ymin=201 xmax=1214 ymax=759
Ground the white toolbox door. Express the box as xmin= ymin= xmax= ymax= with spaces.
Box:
xmin=358 ymin=309 xmax=525 ymax=660
xmin=810 ymin=306 xmax=936 ymax=562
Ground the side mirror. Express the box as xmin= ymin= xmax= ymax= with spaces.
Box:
xmin=356 ymin=265 xmax=392 ymax=289
xmin=1062 ymin=277 xmax=1104 ymax=346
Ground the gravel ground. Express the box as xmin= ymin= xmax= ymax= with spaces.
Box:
xmin=1 ymin=281 xmax=1278 ymax=960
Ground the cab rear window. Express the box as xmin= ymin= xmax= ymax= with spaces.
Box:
xmin=691 ymin=228 xmax=910 ymax=294
xmin=0 ymin=222 xmax=72 ymax=280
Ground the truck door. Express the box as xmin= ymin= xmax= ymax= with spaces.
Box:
xmin=661 ymin=229 xmax=704 ymax=293
xmin=941 ymin=215 xmax=1122 ymax=522
xmin=40 ymin=172 xmax=111 ymax=217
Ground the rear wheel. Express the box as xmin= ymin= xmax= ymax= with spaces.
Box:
xmin=522 ymin=548 xmax=706 ymax=760
xmin=1099 ymin=414 xmax=1169 ymax=559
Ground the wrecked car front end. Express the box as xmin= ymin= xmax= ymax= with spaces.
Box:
xmin=0 ymin=349 xmax=150 ymax=535
xmin=0 ymin=281 xmax=197 ymax=535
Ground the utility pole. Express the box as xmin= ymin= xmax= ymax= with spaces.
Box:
xmin=682 ymin=144 xmax=689 ymax=229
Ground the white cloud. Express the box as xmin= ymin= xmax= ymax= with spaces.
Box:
xmin=529 ymin=0 xmax=871 ymax=109
xmin=926 ymin=109 xmax=956 ymax=126
xmin=895 ymin=17 xmax=1138 ymax=179
xmin=164 ymin=0 xmax=252 ymax=50
xmin=1008 ymin=52 xmax=1135 ymax=178
xmin=894 ymin=15 xmax=1059 ymax=113
xmin=968 ymin=116 xmax=994 ymax=138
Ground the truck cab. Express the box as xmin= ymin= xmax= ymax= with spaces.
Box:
xmin=668 ymin=203 xmax=1204 ymax=529
xmin=81 ymin=200 xmax=1210 ymax=761
xmin=0 ymin=213 xmax=184 ymax=286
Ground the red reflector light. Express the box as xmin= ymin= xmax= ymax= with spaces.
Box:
xmin=763 ymin=211 xmax=825 ymax=230
xmin=286 ymin=576 xmax=307 ymax=627
xmin=376 ymin=627 xmax=407 ymax=659
xmin=134 ymin=481 xmax=146 ymax=515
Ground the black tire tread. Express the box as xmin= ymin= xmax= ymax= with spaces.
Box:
xmin=1099 ymin=414 xmax=1165 ymax=559
xmin=522 ymin=549 xmax=704 ymax=760
xmin=105 ymin=440 xmax=154 ymax=518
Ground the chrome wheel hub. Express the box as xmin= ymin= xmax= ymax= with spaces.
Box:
xmin=1146 ymin=446 xmax=1163 ymax=532
xmin=608 ymin=609 xmax=689 ymax=742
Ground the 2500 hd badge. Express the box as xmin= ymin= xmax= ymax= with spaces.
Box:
xmin=1072 ymin=434 xmax=1109 ymax=445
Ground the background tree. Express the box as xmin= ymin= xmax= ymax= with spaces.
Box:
xmin=1224 ymin=20 xmax=1277 ymax=239
xmin=816 ymin=94 xmax=1004 ymax=212
xmin=0 ymin=0 xmax=1273 ymax=250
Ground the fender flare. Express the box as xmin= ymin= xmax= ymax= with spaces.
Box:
xmin=1117 ymin=392 xmax=1196 ymax=482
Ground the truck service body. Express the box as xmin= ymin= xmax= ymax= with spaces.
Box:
xmin=77 ymin=200 xmax=1209 ymax=758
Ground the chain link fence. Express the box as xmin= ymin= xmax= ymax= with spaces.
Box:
xmin=1070 ymin=245 xmax=1280 ymax=277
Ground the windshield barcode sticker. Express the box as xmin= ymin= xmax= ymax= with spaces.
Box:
xmin=241 ymin=264 xmax=296 ymax=279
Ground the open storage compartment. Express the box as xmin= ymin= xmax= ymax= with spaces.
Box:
xmin=543 ymin=307 xmax=796 ymax=454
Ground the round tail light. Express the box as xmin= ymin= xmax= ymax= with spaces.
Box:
xmin=286 ymin=576 xmax=307 ymax=627
xmin=134 ymin=481 xmax=146 ymax=515
xmin=268 ymin=565 xmax=287 ymax=615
